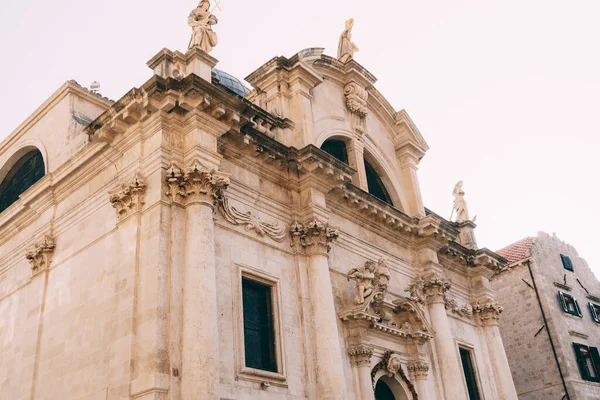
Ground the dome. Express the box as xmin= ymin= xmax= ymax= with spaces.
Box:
xmin=212 ymin=69 xmax=251 ymax=97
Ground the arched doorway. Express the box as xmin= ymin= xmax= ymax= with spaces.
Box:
xmin=374 ymin=375 xmax=411 ymax=400
xmin=375 ymin=379 xmax=396 ymax=400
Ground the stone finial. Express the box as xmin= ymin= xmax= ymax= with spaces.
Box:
xmin=109 ymin=173 xmax=147 ymax=221
xmin=407 ymin=361 xmax=429 ymax=380
xmin=348 ymin=345 xmax=373 ymax=367
xmin=290 ymin=218 xmax=339 ymax=254
xmin=188 ymin=0 xmax=218 ymax=53
xmin=472 ymin=301 xmax=503 ymax=324
xmin=344 ymin=82 xmax=368 ymax=118
xmin=26 ymin=235 xmax=55 ymax=276
xmin=338 ymin=18 xmax=358 ymax=63
xmin=165 ymin=160 xmax=230 ymax=205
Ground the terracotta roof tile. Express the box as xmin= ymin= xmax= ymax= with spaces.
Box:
xmin=496 ymin=237 xmax=535 ymax=263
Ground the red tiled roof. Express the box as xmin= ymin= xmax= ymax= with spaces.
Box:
xmin=496 ymin=237 xmax=535 ymax=263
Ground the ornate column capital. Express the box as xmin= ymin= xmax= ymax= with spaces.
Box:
xmin=26 ymin=235 xmax=55 ymax=277
xmin=165 ymin=160 xmax=230 ymax=206
xmin=472 ymin=301 xmax=503 ymax=325
xmin=290 ymin=218 xmax=339 ymax=255
xmin=406 ymin=275 xmax=451 ymax=305
xmin=348 ymin=345 xmax=374 ymax=367
xmin=109 ymin=173 xmax=147 ymax=221
xmin=407 ymin=360 xmax=429 ymax=380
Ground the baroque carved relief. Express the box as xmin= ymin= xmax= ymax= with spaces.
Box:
xmin=109 ymin=173 xmax=147 ymax=221
xmin=407 ymin=360 xmax=429 ymax=380
xmin=348 ymin=344 xmax=373 ymax=367
xmin=370 ymin=352 xmax=419 ymax=399
xmin=347 ymin=258 xmax=390 ymax=305
xmin=165 ymin=160 xmax=230 ymax=205
xmin=344 ymin=82 xmax=368 ymax=118
xmin=26 ymin=235 xmax=55 ymax=276
xmin=406 ymin=275 xmax=451 ymax=304
xmin=213 ymin=191 xmax=286 ymax=242
xmin=289 ymin=218 xmax=339 ymax=253
xmin=472 ymin=300 xmax=503 ymax=322
xmin=444 ymin=296 xmax=473 ymax=318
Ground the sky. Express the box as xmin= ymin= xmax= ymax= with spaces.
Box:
xmin=1 ymin=0 xmax=598 ymax=277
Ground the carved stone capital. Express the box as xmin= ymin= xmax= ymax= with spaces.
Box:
xmin=109 ymin=173 xmax=147 ymax=221
xmin=472 ymin=301 xmax=503 ymax=324
xmin=165 ymin=160 xmax=230 ymax=206
xmin=348 ymin=345 xmax=373 ymax=367
xmin=290 ymin=218 xmax=339 ymax=254
xmin=407 ymin=360 xmax=429 ymax=380
xmin=26 ymin=235 xmax=55 ymax=277
xmin=344 ymin=82 xmax=368 ymax=118
xmin=422 ymin=277 xmax=451 ymax=304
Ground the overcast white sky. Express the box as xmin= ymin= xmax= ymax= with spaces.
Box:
xmin=1 ymin=0 xmax=598 ymax=277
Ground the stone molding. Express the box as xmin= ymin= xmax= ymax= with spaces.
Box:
xmin=214 ymin=191 xmax=286 ymax=242
xmin=407 ymin=360 xmax=429 ymax=380
xmin=348 ymin=345 xmax=374 ymax=367
xmin=165 ymin=160 xmax=230 ymax=206
xmin=472 ymin=301 xmax=503 ymax=323
xmin=289 ymin=218 xmax=339 ymax=254
xmin=344 ymin=82 xmax=369 ymax=118
xmin=370 ymin=352 xmax=418 ymax=399
xmin=26 ymin=235 xmax=55 ymax=277
xmin=109 ymin=173 xmax=147 ymax=221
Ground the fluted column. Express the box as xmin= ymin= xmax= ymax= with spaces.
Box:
xmin=407 ymin=361 xmax=430 ymax=400
xmin=291 ymin=219 xmax=347 ymax=400
xmin=166 ymin=161 xmax=230 ymax=400
xmin=423 ymin=277 xmax=468 ymax=400
xmin=348 ymin=345 xmax=375 ymax=400
xmin=473 ymin=302 xmax=518 ymax=400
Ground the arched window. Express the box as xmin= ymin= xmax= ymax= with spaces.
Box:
xmin=364 ymin=159 xmax=392 ymax=206
xmin=375 ymin=379 xmax=396 ymax=400
xmin=0 ymin=150 xmax=45 ymax=213
xmin=320 ymin=139 xmax=349 ymax=164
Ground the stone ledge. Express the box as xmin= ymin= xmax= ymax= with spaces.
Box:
xmin=569 ymin=330 xmax=589 ymax=340
xmin=553 ymin=282 xmax=572 ymax=291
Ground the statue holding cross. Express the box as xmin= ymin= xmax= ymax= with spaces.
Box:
xmin=188 ymin=0 xmax=221 ymax=53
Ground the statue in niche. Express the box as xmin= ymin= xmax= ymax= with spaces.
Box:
xmin=188 ymin=0 xmax=218 ymax=53
xmin=348 ymin=260 xmax=376 ymax=305
xmin=386 ymin=353 xmax=402 ymax=376
xmin=338 ymin=18 xmax=359 ymax=63
xmin=451 ymin=180 xmax=470 ymax=223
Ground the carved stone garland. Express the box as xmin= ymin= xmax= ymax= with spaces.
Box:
xmin=289 ymin=218 xmax=339 ymax=253
xmin=370 ymin=352 xmax=419 ymax=399
xmin=109 ymin=173 xmax=147 ymax=221
xmin=213 ymin=190 xmax=286 ymax=242
xmin=26 ymin=235 xmax=55 ymax=276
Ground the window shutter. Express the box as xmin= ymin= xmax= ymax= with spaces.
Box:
xmin=591 ymin=347 xmax=600 ymax=382
xmin=561 ymin=254 xmax=574 ymax=271
xmin=574 ymin=343 xmax=591 ymax=380
xmin=590 ymin=303 xmax=597 ymax=321
xmin=575 ymin=299 xmax=583 ymax=317
xmin=559 ymin=292 xmax=568 ymax=313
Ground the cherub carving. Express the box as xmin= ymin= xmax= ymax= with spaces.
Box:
xmin=386 ymin=353 xmax=402 ymax=376
xmin=348 ymin=260 xmax=376 ymax=305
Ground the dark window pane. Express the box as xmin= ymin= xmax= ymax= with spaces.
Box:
xmin=320 ymin=140 xmax=349 ymax=164
xmin=364 ymin=159 xmax=393 ymax=206
xmin=561 ymin=254 xmax=574 ymax=271
xmin=0 ymin=150 xmax=45 ymax=213
xmin=460 ymin=347 xmax=481 ymax=400
xmin=242 ymin=278 xmax=277 ymax=372
xmin=574 ymin=343 xmax=600 ymax=382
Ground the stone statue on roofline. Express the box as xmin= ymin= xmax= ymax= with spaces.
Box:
xmin=452 ymin=180 xmax=470 ymax=223
xmin=189 ymin=0 xmax=218 ymax=53
xmin=338 ymin=18 xmax=359 ymax=63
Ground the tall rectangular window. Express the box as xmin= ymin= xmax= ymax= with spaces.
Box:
xmin=574 ymin=343 xmax=600 ymax=382
xmin=242 ymin=277 xmax=277 ymax=372
xmin=561 ymin=254 xmax=574 ymax=271
xmin=559 ymin=292 xmax=583 ymax=317
xmin=459 ymin=347 xmax=481 ymax=400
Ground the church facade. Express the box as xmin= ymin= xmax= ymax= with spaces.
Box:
xmin=0 ymin=6 xmax=518 ymax=400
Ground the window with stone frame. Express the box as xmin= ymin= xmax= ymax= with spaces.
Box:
xmin=589 ymin=302 xmax=600 ymax=323
xmin=561 ymin=254 xmax=574 ymax=271
xmin=242 ymin=277 xmax=277 ymax=373
xmin=459 ymin=347 xmax=481 ymax=400
xmin=0 ymin=149 xmax=45 ymax=213
xmin=573 ymin=343 xmax=600 ymax=382
xmin=559 ymin=292 xmax=582 ymax=317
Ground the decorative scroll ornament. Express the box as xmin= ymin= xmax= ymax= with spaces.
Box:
xmin=213 ymin=191 xmax=286 ymax=242
xmin=26 ymin=235 xmax=55 ymax=276
xmin=371 ymin=352 xmax=419 ymax=399
xmin=348 ymin=344 xmax=374 ymax=367
xmin=407 ymin=361 xmax=429 ymax=380
xmin=290 ymin=218 xmax=339 ymax=253
xmin=344 ymin=82 xmax=369 ymax=118
xmin=109 ymin=173 xmax=147 ymax=221
xmin=165 ymin=160 xmax=230 ymax=205
xmin=472 ymin=301 xmax=503 ymax=322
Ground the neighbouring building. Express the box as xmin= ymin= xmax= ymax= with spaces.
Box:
xmin=0 ymin=4 xmax=519 ymax=400
xmin=493 ymin=232 xmax=600 ymax=400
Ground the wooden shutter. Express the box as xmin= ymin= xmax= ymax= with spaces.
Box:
xmin=559 ymin=292 xmax=568 ymax=313
xmin=590 ymin=347 xmax=600 ymax=382
xmin=574 ymin=343 xmax=591 ymax=380
xmin=575 ymin=298 xmax=583 ymax=317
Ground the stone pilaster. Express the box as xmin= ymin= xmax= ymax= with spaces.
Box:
xmin=421 ymin=276 xmax=468 ymax=400
xmin=348 ymin=345 xmax=375 ymax=400
xmin=346 ymin=139 xmax=369 ymax=192
xmin=291 ymin=218 xmax=347 ymax=400
xmin=166 ymin=160 xmax=230 ymax=400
